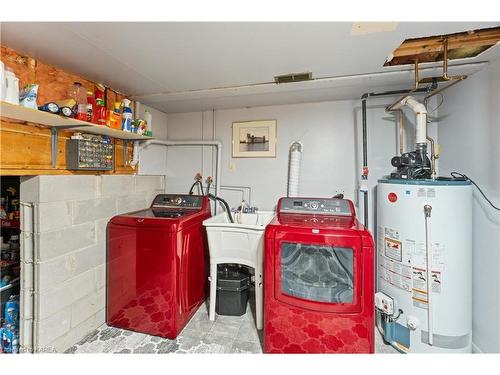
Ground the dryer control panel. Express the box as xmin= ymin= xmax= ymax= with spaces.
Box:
xmin=151 ymin=194 xmax=204 ymax=209
xmin=278 ymin=197 xmax=354 ymax=216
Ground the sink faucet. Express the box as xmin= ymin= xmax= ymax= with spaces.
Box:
xmin=238 ymin=200 xmax=258 ymax=214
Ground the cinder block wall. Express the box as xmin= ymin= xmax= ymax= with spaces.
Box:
xmin=20 ymin=175 xmax=165 ymax=353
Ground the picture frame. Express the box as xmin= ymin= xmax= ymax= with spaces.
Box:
xmin=232 ymin=120 xmax=277 ymax=158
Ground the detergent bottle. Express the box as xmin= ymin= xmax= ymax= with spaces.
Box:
xmin=93 ymin=84 xmax=107 ymax=125
xmin=121 ymin=98 xmax=132 ymax=132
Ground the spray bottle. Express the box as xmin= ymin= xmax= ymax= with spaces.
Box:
xmin=121 ymin=98 xmax=133 ymax=132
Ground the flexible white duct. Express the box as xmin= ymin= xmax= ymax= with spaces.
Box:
xmin=287 ymin=141 xmax=303 ymax=197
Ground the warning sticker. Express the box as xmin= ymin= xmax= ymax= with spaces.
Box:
xmin=411 ymin=267 xmax=442 ymax=309
xmin=412 ymin=288 xmax=429 ymax=309
xmin=416 ymin=188 xmax=437 ymax=198
xmin=427 ymin=188 xmax=436 ymax=198
xmin=379 ymin=254 xmax=412 ymax=292
xmin=409 ymin=242 xmax=445 ymax=269
xmin=384 ymin=227 xmax=401 ymax=241
xmin=384 ymin=237 xmax=402 ymax=262
xmin=379 ymin=266 xmax=412 ymax=292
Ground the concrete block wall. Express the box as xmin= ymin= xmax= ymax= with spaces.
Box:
xmin=20 ymin=175 xmax=165 ymax=353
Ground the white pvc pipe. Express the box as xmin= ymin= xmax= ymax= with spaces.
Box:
xmin=287 ymin=141 xmax=303 ymax=197
xmin=141 ymin=139 xmax=222 ymax=213
xmin=404 ymin=96 xmax=428 ymax=145
xmin=130 ymin=141 xmax=140 ymax=167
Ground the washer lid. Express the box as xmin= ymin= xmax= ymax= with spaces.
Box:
xmin=109 ymin=207 xmax=206 ymax=231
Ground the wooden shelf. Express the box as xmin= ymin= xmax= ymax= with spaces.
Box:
xmin=0 ymin=101 xmax=152 ymax=141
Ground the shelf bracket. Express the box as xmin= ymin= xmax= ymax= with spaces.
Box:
xmin=50 ymin=125 xmax=83 ymax=168
xmin=50 ymin=128 xmax=58 ymax=168
xmin=123 ymin=140 xmax=129 ymax=166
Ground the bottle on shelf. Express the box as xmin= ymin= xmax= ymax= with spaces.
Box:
xmin=93 ymin=84 xmax=106 ymax=126
xmin=0 ymin=61 xmax=6 ymax=101
xmin=4 ymin=67 xmax=19 ymax=105
xmin=121 ymin=98 xmax=133 ymax=132
xmin=144 ymin=109 xmax=153 ymax=136
xmin=86 ymin=91 xmax=95 ymax=122
xmin=68 ymin=82 xmax=87 ymax=121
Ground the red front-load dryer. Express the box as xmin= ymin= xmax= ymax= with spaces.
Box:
xmin=107 ymin=194 xmax=210 ymax=339
xmin=264 ymin=197 xmax=374 ymax=353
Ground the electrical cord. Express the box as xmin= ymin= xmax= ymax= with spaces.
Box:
xmin=427 ymin=93 xmax=444 ymax=118
xmin=451 ymin=172 xmax=500 ymax=211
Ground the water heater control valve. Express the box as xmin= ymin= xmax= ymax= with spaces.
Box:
xmin=375 ymin=292 xmax=394 ymax=315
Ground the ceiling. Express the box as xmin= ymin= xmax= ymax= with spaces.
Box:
xmin=1 ymin=22 xmax=499 ymax=113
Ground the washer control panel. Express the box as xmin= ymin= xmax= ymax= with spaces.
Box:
xmin=151 ymin=194 xmax=203 ymax=209
xmin=279 ymin=197 xmax=353 ymax=216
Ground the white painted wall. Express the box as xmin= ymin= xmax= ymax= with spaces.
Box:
xmin=163 ymin=98 xmax=438 ymax=232
xmin=136 ymin=102 xmax=168 ymax=181
xmin=437 ymin=59 xmax=500 ymax=353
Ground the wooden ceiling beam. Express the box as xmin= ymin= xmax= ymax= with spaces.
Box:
xmin=385 ymin=27 xmax=500 ymax=65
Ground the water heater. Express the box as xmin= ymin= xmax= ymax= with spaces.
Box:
xmin=376 ymin=178 xmax=472 ymax=353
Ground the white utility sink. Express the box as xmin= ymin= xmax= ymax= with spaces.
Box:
xmin=203 ymin=210 xmax=275 ymax=329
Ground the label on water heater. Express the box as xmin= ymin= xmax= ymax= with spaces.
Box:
xmin=384 ymin=237 xmax=402 ymax=262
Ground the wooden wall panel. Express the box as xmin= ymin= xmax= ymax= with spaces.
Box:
xmin=1 ymin=45 xmax=130 ymax=110
xmin=0 ymin=119 xmax=136 ymax=176
xmin=1 ymin=44 xmax=140 ymax=176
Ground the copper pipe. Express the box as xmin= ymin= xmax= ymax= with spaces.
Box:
xmin=399 ymin=110 xmax=404 ymax=155
xmin=386 ymin=88 xmax=419 ymax=112
xmin=423 ymin=77 xmax=465 ymax=101
xmin=427 ymin=135 xmax=437 ymax=179
xmin=443 ymin=38 xmax=449 ymax=80
xmin=414 ymin=60 xmax=420 ymax=89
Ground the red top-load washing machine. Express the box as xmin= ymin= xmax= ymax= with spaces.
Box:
xmin=107 ymin=194 xmax=210 ymax=339
xmin=264 ymin=197 xmax=374 ymax=353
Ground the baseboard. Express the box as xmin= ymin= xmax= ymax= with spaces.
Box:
xmin=472 ymin=342 xmax=483 ymax=354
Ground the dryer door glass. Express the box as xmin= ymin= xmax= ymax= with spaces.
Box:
xmin=280 ymin=242 xmax=354 ymax=303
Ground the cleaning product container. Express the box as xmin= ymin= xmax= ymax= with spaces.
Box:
xmin=4 ymin=68 xmax=19 ymax=105
xmin=0 ymin=61 xmax=6 ymax=101
xmin=216 ymin=265 xmax=250 ymax=316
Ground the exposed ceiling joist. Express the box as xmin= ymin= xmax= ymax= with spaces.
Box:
xmin=385 ymin=26 xmax=500 ymax=66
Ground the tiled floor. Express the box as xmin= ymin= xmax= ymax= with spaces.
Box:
xmin=66 ymin=298 xmax=263 ymax=354
xmin=66 ymin=294 xmax=397 ymax=354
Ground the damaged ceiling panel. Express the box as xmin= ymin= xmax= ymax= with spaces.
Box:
xmin=385 ymin=26 xmax=500 ymax=66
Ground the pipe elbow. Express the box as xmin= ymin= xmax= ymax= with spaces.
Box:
xmin=404 ymin=96 xmax=427 ymax=115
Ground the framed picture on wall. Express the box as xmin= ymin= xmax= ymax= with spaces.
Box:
xmin=232 ymin=120 xmax=277 ymax=158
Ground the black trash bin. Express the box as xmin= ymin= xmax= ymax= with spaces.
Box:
xmin=216 ymin=265 xmax=250 ymax=316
